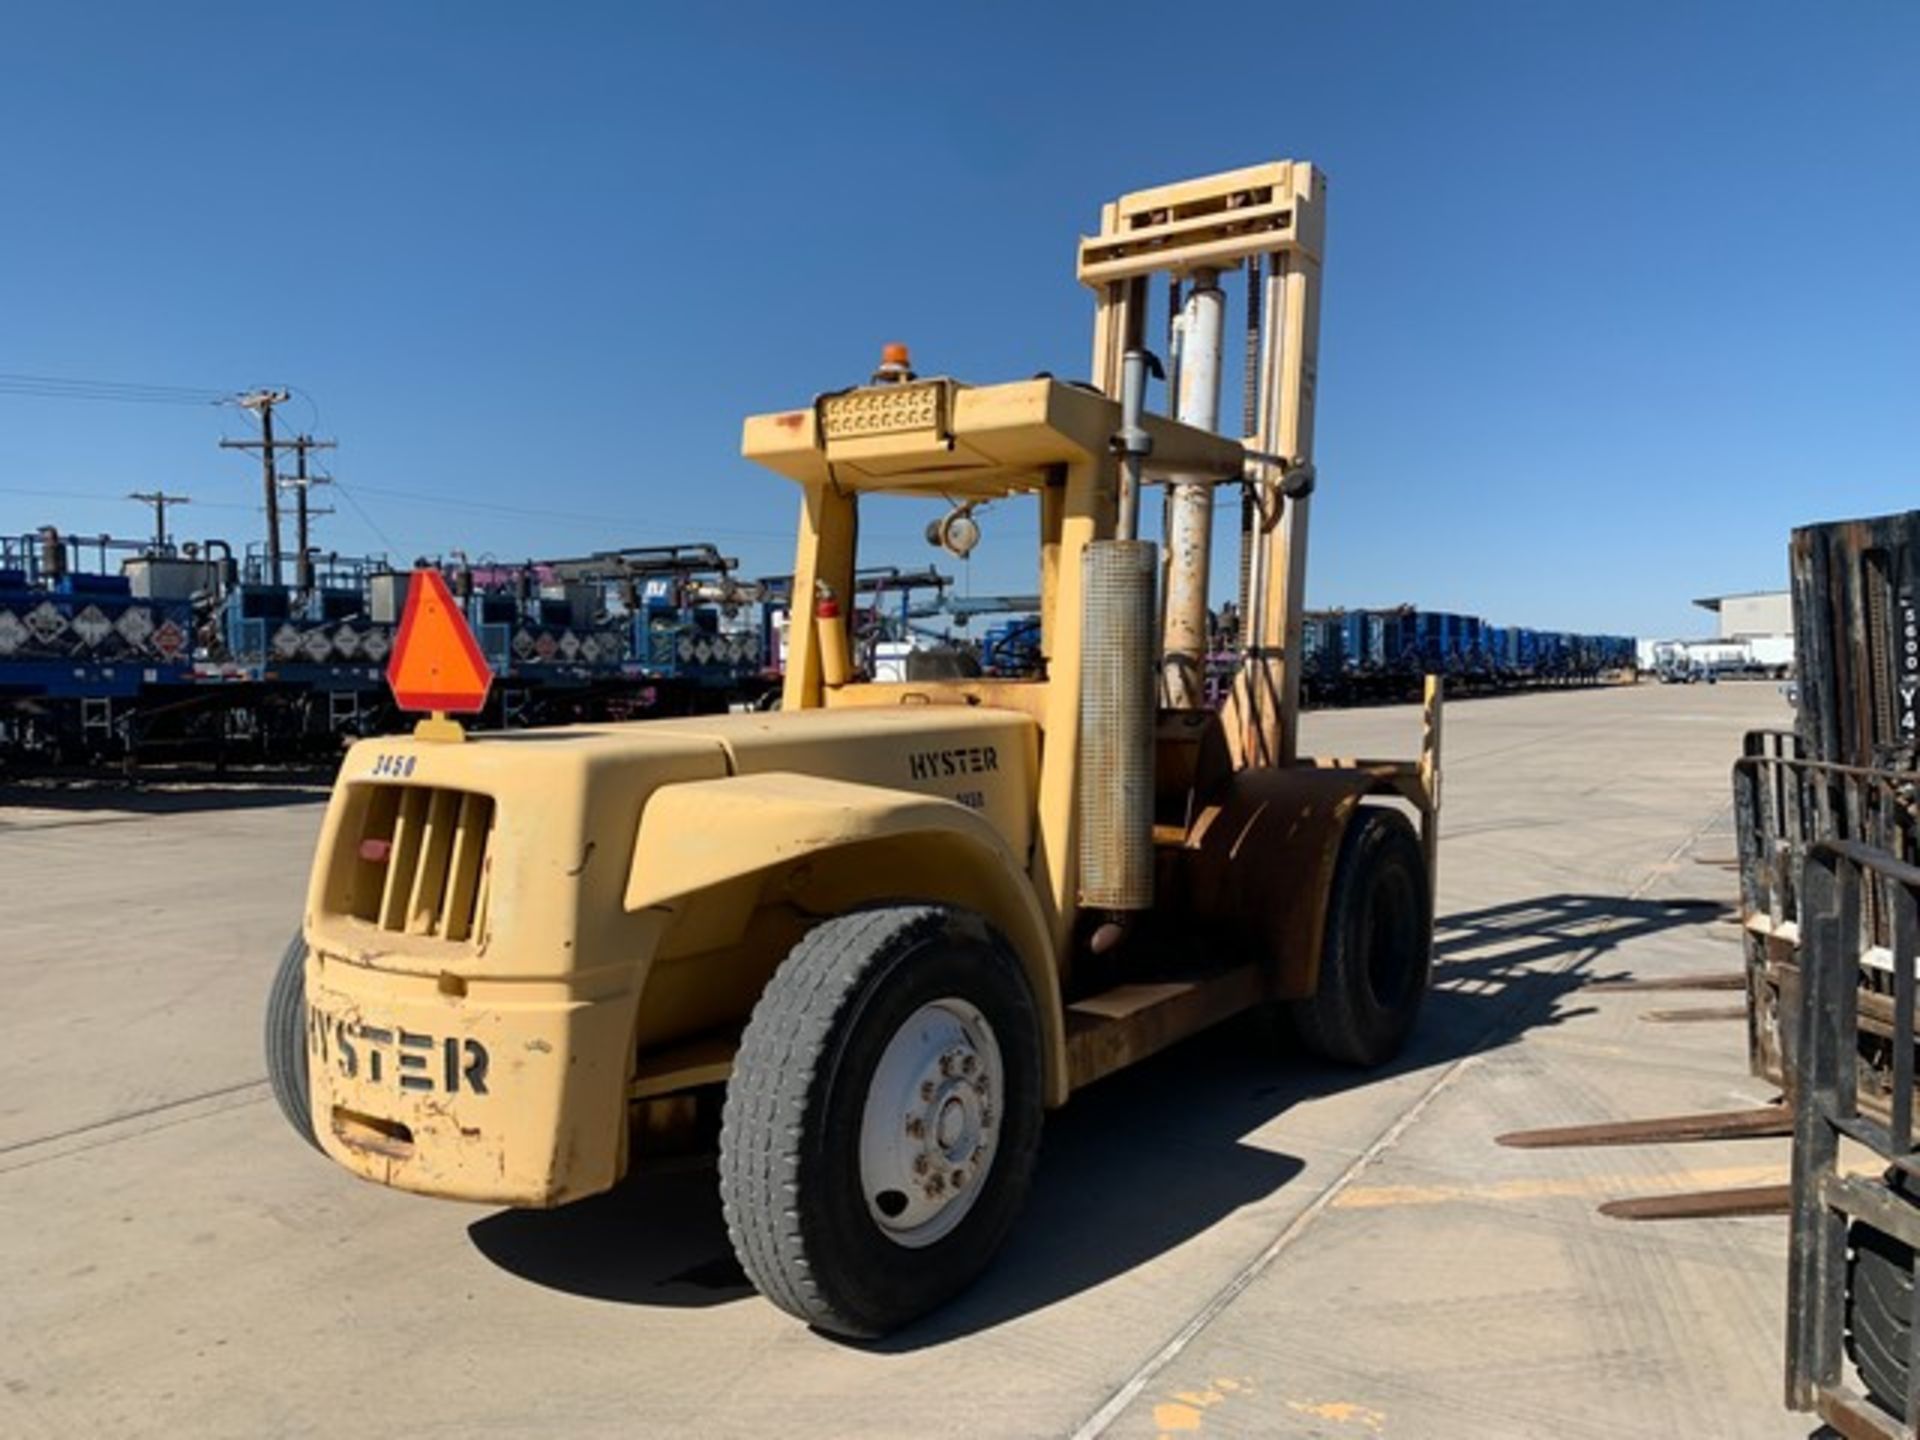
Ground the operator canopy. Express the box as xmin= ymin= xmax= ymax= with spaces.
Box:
xmin=742 ymin=375 xmax=1245 ymax=499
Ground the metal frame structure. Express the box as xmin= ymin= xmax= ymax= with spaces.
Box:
xmin=1078 ymin=160 xmax=1325 ymax=766
xmin=1789 ymin=837 xmax=1920 ymax=1438
xmin=1735 ymin=731 xmax=1920 ymax=1122
xmin=1742 ymin=511 xmax=1920 ymax=1433
xmin=743 ymin=158 xmax=1440 ymax=1091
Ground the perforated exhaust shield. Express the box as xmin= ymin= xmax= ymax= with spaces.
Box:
xmin=1078 ymin=539 xmax=1157 ymax=910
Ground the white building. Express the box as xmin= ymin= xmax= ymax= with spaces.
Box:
xmin=1697 ymin=590 xmax=1793 ymax=644
xmin=1637 ymin=590 xmax=1794 ymax=675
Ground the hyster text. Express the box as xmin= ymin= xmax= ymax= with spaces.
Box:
xmin=907 ymin=746 xmax=999 ymax=781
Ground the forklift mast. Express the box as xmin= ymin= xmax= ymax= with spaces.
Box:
xmin=1077 ymin=160 xmax=1326 ymax=767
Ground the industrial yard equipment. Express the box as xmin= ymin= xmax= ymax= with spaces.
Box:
xmin=756 ymin=565 xmax=958 ymax=682
xmin=1788 ymin=837 xmax=1920 ymax=1437
xmin=266 ymin=161 xmax=1443 ymax=1337
xmin=0 ymin=528 xmax=198 ymax=762
xmin=1298 ymin=606 xmax=1633 ymax=706
xmin=1731 ymin=511 xmax=1920 ymax=1434
xmin=1739 ymin=516 xmax=1920 ymax=1123
xmin=0 ymin=530 xmax=777 ymax=767
xmin=1485 ymin=516 xmax=1920 ymax=1277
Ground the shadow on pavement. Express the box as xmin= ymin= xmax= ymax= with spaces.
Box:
xmin=0 ymin=772 xmax=329 ymax=815
xmin=1426 ymin=892 xmax=1736 ymax=1045
xmin=468 ymin=1159 xmax=752 ymax=1309
xmin=467 ymin=1038 xmax=1309 ymax=1327
xmin=466 ymin=890 xmax=1733 ymax=1342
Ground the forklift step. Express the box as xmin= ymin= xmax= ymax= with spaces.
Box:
xmin=1064 ymin=963 xmax=1264 ymax=1091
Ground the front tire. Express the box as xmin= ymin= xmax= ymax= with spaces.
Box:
xmin=718 ymin=905 xmax=1043 ymax=1338
xmin=1289 ymin=807 xmax=1432 ymax=1066
xmin=265 ymin=931 xmax=318 ymax=1150
xmin=1848 ymin=1208 xmax=1917 ymax=1417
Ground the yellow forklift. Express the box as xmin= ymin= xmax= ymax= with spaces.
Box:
xmin=266 ymin=160 xmax=1443 ymax=1337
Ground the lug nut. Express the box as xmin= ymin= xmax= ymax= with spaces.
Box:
xmin=961 ymin=1054 xmax=977 ymax=1075
xmin=905 ymin=1115 xmax=926 ymax=1139
xmin=920 ymin=1079 xmax=937 ymax=1102
xmin=951 ymin=1169 xmax=967 ymax=1188
xmin=913 ymin=1154 xmax=931 ymax=1176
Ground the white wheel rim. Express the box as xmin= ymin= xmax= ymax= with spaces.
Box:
xmin=858 ymin=997 xmax=1003 ymax=1248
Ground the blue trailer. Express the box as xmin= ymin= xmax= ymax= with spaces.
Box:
xmin=0 ymin=528 xmax=785 ymax=767
xmin=1293 ymin=599 xmax=1635 ymax=709
xmin=0 ymin=531 xmax=197 ymax=760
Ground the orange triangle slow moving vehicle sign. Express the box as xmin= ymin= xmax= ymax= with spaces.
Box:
xmin=387 ymin=568 xmax=494 ymax=714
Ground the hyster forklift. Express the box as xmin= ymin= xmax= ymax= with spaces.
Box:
xmin=266 ymin=161 xmax=1443 ymax=1337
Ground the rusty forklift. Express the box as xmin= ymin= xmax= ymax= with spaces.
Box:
xmin=1729 ymin=512 xmax=1920 ymax=1436
xmin=265 ymin=161 xmax=1443 ymax=1337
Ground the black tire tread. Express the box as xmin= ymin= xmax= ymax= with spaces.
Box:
xmin=725 ymin=908 xmax=912 ymax=1325
xmin=1856 ymin=1245 xmax=1915 ymax=1331
xmin=1850 ymin=1267 xmax=1906 ymax=1404
xmin=1289 ymin=808 xmax=1430 ymax=1066
xmin=1848 ymin=1220 xmax=1916 ymax=1415
xmin=727 ymin=908 xmax=924 ymax=1325
xmin=717 ymin=905 xmax=1039 ymax=1337
xmin=264 ymin=931 xmax=318 ymax=1150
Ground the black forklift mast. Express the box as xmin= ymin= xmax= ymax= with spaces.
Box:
xmin=1790 ymin=514 xmax=1920 ymax=776
xmin=1751 ymin=510 xmax=1920 ymax=1437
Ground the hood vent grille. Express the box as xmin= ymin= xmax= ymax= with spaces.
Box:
xmin=348 ymin=786 xmax=495 ymax=942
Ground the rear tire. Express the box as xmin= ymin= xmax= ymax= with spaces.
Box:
xmin=1848 ymin=1210 xmax=1916 ymax=1417
xmin=265 ymin=931 xmax=318 ymax=1150
xmin=1288 ymin=807 xmax=1431 ymax=1066
xmin=718 ymin=905 xmax=1043 ymax=1338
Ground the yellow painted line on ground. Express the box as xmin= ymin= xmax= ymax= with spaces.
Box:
xmin=1153 ymin=1402 xmax=1203 ymax=1433
xmin=1152 ymin=1376 xmax=1254 ymax=1437
xmin=1287 ymin=1399 xmax=1387 ymax=1432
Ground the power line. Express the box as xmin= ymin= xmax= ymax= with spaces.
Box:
xmin=338 ymin=480 xmax=800 ymax=541
xmin=337 ymin=479 xmax=936 ymax=547
xmin=325 ymin=477 xmax=398 ymax=555
xmin=0 ymin=369 xmax=224 ymax=396
xmin=286 ymin=384 xmax=324 ymax=432
xmin=0 ymin=485 xmax=253 ymax=512
xmin=0 ymin=371 xmax=231 ymax=406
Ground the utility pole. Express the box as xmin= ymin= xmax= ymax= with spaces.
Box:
xmin=284 ymin=434 xmax=336 ymax=592
xmin=222 ymin=390 xmax=289 ymax=583
xmin=219 ymin=392 xmax=334 ymax=587
xmin=127 ymin=490 xmax=190 ymax=550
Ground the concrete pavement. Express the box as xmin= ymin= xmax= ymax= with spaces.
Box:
xmin=0 ymin=683 xmax=1813 ymax=1438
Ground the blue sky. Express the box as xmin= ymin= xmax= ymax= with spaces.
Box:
xmin=0 ymin=2 xmax=1913 ymax=639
